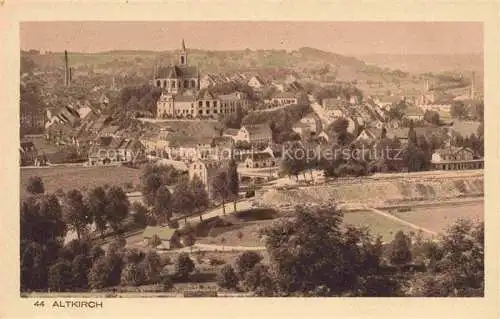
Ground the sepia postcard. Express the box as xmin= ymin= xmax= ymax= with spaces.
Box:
xmin=1 ymin=1 xmax=499 ymax=318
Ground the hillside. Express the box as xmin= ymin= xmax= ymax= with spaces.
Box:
xmin=22 ymin=48 xmax=484 ymax=102
xmin=261 ymin=172 xmax=483 ymax=209
xmin=358 ymin=53 xmax=483 ymax=74
xmin=22 ymin=47 xmax=397 ymax=83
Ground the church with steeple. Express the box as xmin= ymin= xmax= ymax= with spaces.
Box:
xmin=153 ymin=39 xmax=200 ymax=95
xmin=153 ymin=39 xmax=249 ymax=119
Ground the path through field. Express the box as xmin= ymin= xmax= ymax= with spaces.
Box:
xmin=366 ymin=207 xmax=438 ymax=236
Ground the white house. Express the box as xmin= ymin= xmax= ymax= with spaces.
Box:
xmin=234 ymin=124 xmax=273 ymax=145
xmin=247 ymin=75 xmax=266 ymax=91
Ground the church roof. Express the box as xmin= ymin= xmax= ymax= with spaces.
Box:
xmin=156 ymin=65 xmax=198 ymax=79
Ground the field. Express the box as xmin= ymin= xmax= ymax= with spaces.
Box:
xmin=211 ymin=200 xmax=484 ymax=246
xmin=392 ymin=201 xmax=483 ymax=234
xmin=197 ymin=220 xmax=272 ymax=247
xmin=343 ymin=210 xmax=417 ymax=242
xmin=20 ymin=166 xmax=143 ymax=198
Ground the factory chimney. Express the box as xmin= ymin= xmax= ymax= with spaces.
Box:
xmin=64 ymin=50 xmax=70 ymax=87
xmin=470 ymin=71 xmax=476 ymax=100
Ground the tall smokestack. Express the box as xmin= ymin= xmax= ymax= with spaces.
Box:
xmin=470 ymin=71 xmax=476 ymax=100
xmin=64 ymin=50 xmax=69 ymax=86
xmin=69 ymin=67 xmax=73 ymax=86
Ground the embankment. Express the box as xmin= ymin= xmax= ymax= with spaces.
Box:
xmin=261 ymin=172 xmax=484 ymax=208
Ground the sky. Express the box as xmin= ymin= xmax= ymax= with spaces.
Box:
xmin=20 ymin=21 xmax=483 ymax=56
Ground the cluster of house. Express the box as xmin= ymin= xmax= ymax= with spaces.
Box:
xmin=151 ymin=41 xmax=253 ymax=119
xmin=152 ymin=40 xmax=307 ymax=119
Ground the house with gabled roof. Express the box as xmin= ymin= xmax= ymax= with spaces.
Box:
xmin=188 ymin=158 xmax=226 ymax=195
xmin=234 ymin=124 xmax=273 ymax=145
xmin=247 ymin=75 xmax=266 ymax=91
xmin=244 ymin=152 xmax=278 ymax=169
xmin=431 ymin=146 xmax=483 ymax=170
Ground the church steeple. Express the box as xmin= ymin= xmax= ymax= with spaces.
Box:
xmin=179 ymin=39 xmax=187 ymax=66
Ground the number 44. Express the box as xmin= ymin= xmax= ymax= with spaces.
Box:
xmin=33 ymin=301 xmax=45 ymax=307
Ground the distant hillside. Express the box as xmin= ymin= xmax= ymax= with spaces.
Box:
xmin=21 ymin=47 xmax=380 ymax=81
xmin=23 ymin=48 xmax=484 ymax=98
xmin=357 ymin=53 xmax=483 ymax=74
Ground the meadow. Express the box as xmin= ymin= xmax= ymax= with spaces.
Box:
xmin=391 ymin=201 xmax=483 ymax=234
xmin=20 ymin=165 xmax=143 ymax=199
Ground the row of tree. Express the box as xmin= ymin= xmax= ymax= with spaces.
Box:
xmin=210 ymin=160 xmax=240 ymax=215
xmin=140 ymin=164 xmax=208 ymax=223
xmin=23 ymin=233 xmax=198 ymax=292
xmin=22 ymin=176 xmax=131 ymax=242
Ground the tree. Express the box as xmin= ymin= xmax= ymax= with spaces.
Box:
xmin=20 ymin=194 xmax=67 ymax=243
xmin=86 ymin=187 xmax=109 ymax=236
xmin=172 ymin=178 xmax=195 ymax=220
xmin=389 ymin=231 xmax=413 ymax=266
xmin=21 ymin=241 xmax=48 ymax=291
xmin=261 ymin=205 xmax=398 ymax=296
xmin=131 ymin=202 xmax=148 ymax=228
xmin=153 ymin=185 xmax=173 ymax=223
xmin=211 ymin=171 xmax=230 ymax=215
xmin=26 ymin=176 xmax=45 ymax=195
xmin=407 ymin=120 xmax=418 ymax=146
xmin=227 ymin=159 xmax=240 ymax=212
xmin=105 ymin=186 xmax=130 ymax=232
xmin=243 ymin=263 xmax=275 ymax=296
xmin=61 ymin=239 xmax=91 ymax=262
xmin=88 ymin=257 xmax=110 ymax=290
xmin=141 ymin=172 xmax=163 ymax=207
xmin=410 ymin=219 xmax=483 ymax=297
xmin=105 ymin=249 xmax=125 ymax=287
xmin=190 ymin=175 xmax=209 ymax=221
xmin=140 ymin=250 xmax=163 ymax=283
xmin=175 ymin=252 xmax=195 ymax=281
xmin=48 ymin=260 xmax=73 ymax=292
xmin=90 ymin=245 xmax=105 ymax=263
xmin=217 ymin=264 xmax=239 ymax=290
xmin=235 ymin=251 xmax=263 ymax=279
xmin=281 ymin=141 xmax=306 ymax=180
xmin=121 ymin=263 xmax=146 ymax=287
xmin=140 ymin=164 xmax=183 ymax=207
xmin=62 ymin=190 xmax=91 ymax=240
xmin=71 ymin=254 xmax=92 ymax=289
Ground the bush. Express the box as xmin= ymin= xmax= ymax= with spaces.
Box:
xmin=217 ymin=265 xmax=239 ymax=290
xmin=235 ymin=251 xmax=263 ymax=279
xmin=26 ymin=176 xmax=45 ymax=195
xmin=120 ymin=263 xmax=146 ymax=287
xmin=175 ymin=253 xmax=195 ymax=281
xmin=245 ymin=189 xmax=256 ymax=198
xmin=389 ymin=231 xmax=413 ymax=266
